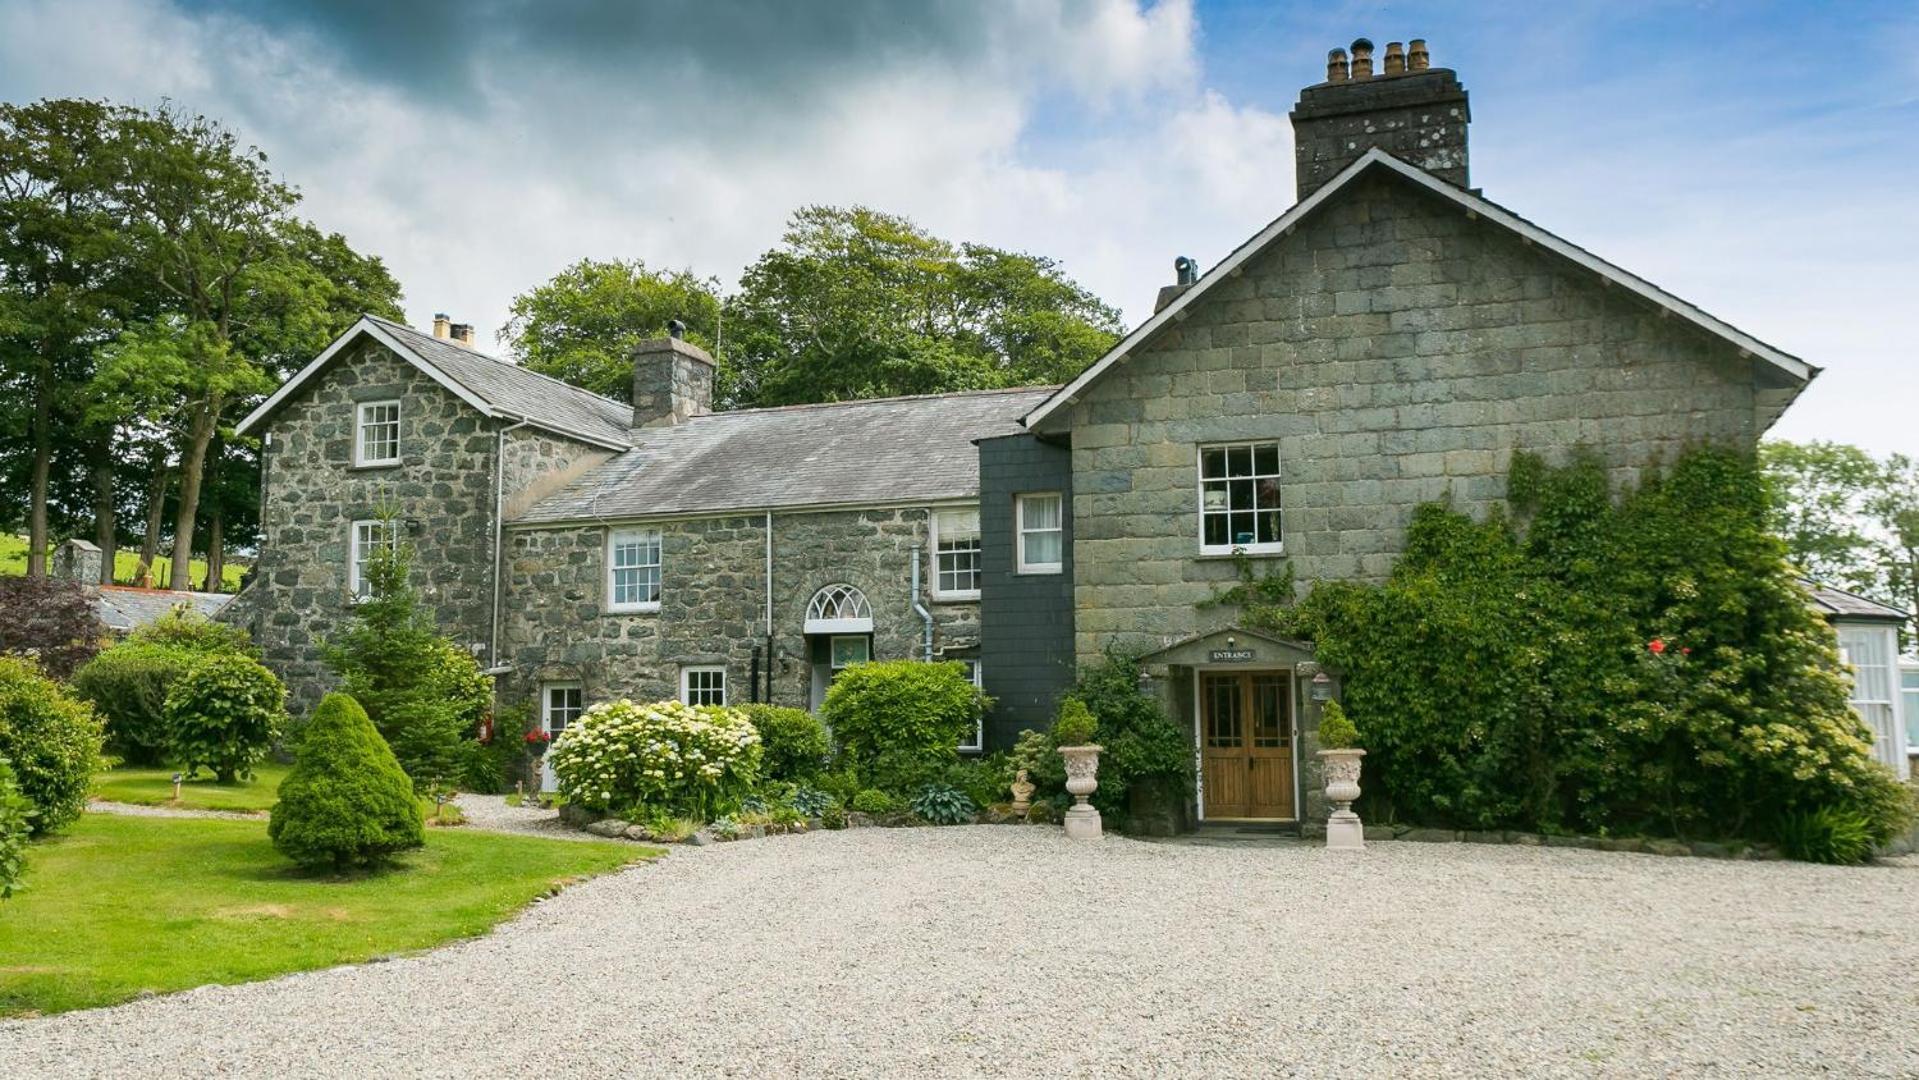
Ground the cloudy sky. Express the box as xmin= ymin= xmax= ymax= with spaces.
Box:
xmin=4 ymin=0 xmax=1915 ymax=454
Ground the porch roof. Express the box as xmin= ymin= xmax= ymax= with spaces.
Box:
xmin=1135 ymin=625 xmax=1317 ymax=668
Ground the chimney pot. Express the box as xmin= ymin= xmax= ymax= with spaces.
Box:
xmin=1349 ymin=37 xmax=1374 ymax=79
xmin=1384 ymin=41 xmax=1406 ymax=75
xmin=1326 ymin=48 xmax=1349 ymax=83
xmin=1408 ymin=39 xmax=1430 ymax=71
xmin=450 ymin=323 xmax=475 ymax=347
xmin=432 ymin=313 xmax=451 ymax=339
xmin=667 ymin=318 xmax=686 ymax=340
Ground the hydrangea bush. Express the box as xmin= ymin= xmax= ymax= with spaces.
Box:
xmin=548 ymin=700 xmax=762 ymax=819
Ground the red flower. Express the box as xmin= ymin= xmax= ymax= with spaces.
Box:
xmin=524 ymin=729 xmax=552 ymax=745
xmin=1648 ymin=639 xmax=1666 ymax=655
xmin=1680 ymin=646 xmax=1691 ymax=656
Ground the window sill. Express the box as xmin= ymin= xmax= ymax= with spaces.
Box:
xmin=605 ymin=603 xmax=661 ymax=616
xmin=350 ymin=460 xmax=402 ymax=471
xmin=1196 ymin=546 xmax=1285 ymax=560
xmin=932 ymin=591 xmax=982 ymax=604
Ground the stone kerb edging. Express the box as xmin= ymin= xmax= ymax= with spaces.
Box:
xmin=1317 ymin=821 xmax=1913 ymax=861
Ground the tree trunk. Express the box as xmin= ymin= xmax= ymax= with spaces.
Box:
xmin=206 ymin=511 xmax=224 ymax=593
xmin=25 ymin=360 xmax=53 ymax=578
xmin=139 ymin=449 xmax=171 ymax=586
xmin=91 ymin=441 xmax=117 ymax=585
xmin=168 ymin=395 xmax=220 ymax=591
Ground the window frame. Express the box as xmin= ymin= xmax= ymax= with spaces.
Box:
xmin=1196 ymin=441 xmax=1284 ymax=556
xmin=1838 ymin=625 xmax=1902 ymax=772
xmin=680 ymin=665 xmax=727 ymax=708
xmin=956 ymin=658 xmax=984 ymax=753
xmin=347 ymin=518 xmax=397 ymax=599
xmin=605 ymin=527 xmax=663 ymax=613
xmin=930 ymin=506 xmax=982 ymax=601
xmin=1014 ymin=492 xmax=1064 ymax=575
xmin=353 ymin=399 xmax=402 ymax=468
xmin=541 ymin=682 xmax=583 ymax=738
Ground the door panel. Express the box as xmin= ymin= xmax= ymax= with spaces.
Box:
xmin=1200 ymin=671 xmax=1295 ymax=821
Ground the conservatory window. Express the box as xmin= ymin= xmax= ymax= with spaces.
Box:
xmin=1198 ymin=442 xmax=1282 ymax=554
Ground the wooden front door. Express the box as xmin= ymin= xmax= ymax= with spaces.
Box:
xmin=1200 ymin=671 xmax=1295 ymax=820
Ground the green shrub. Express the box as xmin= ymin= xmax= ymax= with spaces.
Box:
xmin=1777 ymin=806 xmax=1877 ymax=865
xmin=321 ymin=524 xmax=492 ymax=784
xmin=821 ymin=660 xmax=986 ymax=780
xmin=0 ymin=656 xmax=104 ymax=835
xmin=0 ymin=758 xmax=33 ymax=898
xmin=1268 ymin=446 xmax=1911 ymax=842
xmin=740 ymin=704 xmax=829 ymax=781
xmin=817 ymin=766 xmax=862 ymax=806
xmin=1052 ymin=696 xmax=1098 ymax=746
xmin=850 ymin=788 xmax=897 ymax=815
xmin=1063 ymin=654 xmax=1194 ymax=827
xmin=910 ymin=783 xmax=976 ymax=825
xmin=163 ymin=652 xmax=286 ymax=783
xmin=943 ymin=757 xmax=1007 ymax=810
xmin=125 ymin=607 xmax=256 ymax=656
xmin=1316 ymin=701 xmax=1359 ymax=750
xmin=785 ymin=786 xmax=834 ymax=818
xmin=548 ymin=700 xmax=761 ymax=818
xmin=819 ymin=804 xmax=847 ymax=830
xmin=70 ymin=643 xmax=192 ymax=765
xmin=269 ymin=693 xmax=425 ymax=869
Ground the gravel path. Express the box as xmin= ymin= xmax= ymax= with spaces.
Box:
xmin=4 ymin=829 xmax=1916 ymax=1077
xmin=85 ymin=799 xmax=263 ymax=820
xmin=451 ymin=793 xmax=608 ymax=842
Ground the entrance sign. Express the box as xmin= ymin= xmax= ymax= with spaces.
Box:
xmin=1208 ymin=649 xmax=1256 ymax=663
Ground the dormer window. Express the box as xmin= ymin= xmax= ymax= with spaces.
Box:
xmin=355 ymin=400 xmax=401 ymax=467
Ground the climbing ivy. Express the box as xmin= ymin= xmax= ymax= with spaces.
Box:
xmin=1214 ymin=446 xmax=1915 ymax=846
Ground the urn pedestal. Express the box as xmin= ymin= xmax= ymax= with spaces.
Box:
xmin=1317 ymin=748 xmax=1367 ymax=851
xmin=1058 ymin=745 xmax=1104 ymax=840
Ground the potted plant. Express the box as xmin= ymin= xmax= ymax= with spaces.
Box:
xmin=1315 ymin=700 xmax=1365 ymax=851
xmin=1053 ymin=697 xmax=1103 ymax=840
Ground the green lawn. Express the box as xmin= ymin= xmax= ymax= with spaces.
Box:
xmin=0 ymin=533 xmax=246 ymax=591
xmin=0 ymin=814 xmax=653 ymax=1016
xmin=92 ymin=763 xmax=292 ymax=813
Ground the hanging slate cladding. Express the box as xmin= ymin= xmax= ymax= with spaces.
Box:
xmin=977 ymin=432 xmax=1075 ymax=745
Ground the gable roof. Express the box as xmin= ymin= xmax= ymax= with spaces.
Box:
xmin=1023 ymin=147 xmax=1818 ymax=429
xmin=512 ymin=385 xmax=1055 ymax=525
xmin=1803 ymin=579 xmax=1909 ymax=623
xmin=235 ymin=315 xmax=634 ymax=450
xmin=95 ymin=585 xmax=234 ymax=633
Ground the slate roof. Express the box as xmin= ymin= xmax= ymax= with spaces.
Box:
xmin=96 ymin=586 xmax=235 ymax=633
xmin=1803 ymin=580 xmax=1909 ymax=623
xmin=513 ymin=386 xmax=1057 ymax=524
xmin=236 ymin=315 xmax=634 ymax=449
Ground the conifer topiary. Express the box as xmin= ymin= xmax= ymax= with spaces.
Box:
xmin=270 ymin=693 xmax=424 ymax=870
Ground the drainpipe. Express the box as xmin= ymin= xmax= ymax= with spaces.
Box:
xmin=488 ymin=414 xmax=534 ymax=672
xmin=764 ymin=510 xmax=775 ymax=702
xmin=910 ymin=525 xmax=934 ymax=662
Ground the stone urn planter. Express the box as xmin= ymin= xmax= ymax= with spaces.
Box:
xmin=1058 ymin=745 xmax=1104 ymax=840
xmin=1009 ymin=769 xmax=1036 ymax=815
xmin=1317 ymin=747 xmax=1367 ymax=851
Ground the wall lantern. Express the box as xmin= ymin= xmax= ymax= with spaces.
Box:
xmin=1310 ymin=670 xmax=1334 ymax=702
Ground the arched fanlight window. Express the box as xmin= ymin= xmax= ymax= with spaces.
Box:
xmin=805 ymin=583 xmax=873 ymax=634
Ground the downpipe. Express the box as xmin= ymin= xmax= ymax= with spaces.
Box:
xmin=911 ymin=528 xmax=934 ymax=662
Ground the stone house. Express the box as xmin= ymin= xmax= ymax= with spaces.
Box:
xmin=232 ymin=40 xmax=1904 ymax=824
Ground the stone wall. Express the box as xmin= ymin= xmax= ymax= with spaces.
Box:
xmin=499 ymin=506 xmax=979 ymax=716
xmin=237 ymin=341 xmax=608 ymax=715
xmin=1059 ymin=169 xmax=1768 ymax=665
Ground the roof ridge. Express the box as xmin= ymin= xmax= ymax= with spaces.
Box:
xmin=691 ymin=383 xmax=1060 ymax=421
xmin=364 ymin=314 xmax=632 ymax=416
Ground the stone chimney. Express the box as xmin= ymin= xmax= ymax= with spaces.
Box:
xmin=450 ymin=323 xmax=476 ymax=347
xmin=630 ymin=320 xmax=715 ymax=428
xmin=1290 ymin=36 xmax=1469 ymax=199
xmin=52 ymin=538 xmax=103 ymax=589
xmin=433 ymin=313 xmax=451 ymax=339
xmin=1154 ymin=256 xmax=1201 ymax=313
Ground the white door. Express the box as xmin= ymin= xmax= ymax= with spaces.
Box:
xmin=540 ymin=684 xmax=582 ymax=793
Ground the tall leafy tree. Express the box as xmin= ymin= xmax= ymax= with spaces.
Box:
xmin=729 ymin=206 xmax=1121 ymax=407
xmin=500 ymin=258 xmax=720 ymax=402
xmin=0 ymin=100 xmax=129 ymax=578
xmin=1761 ymin=440 xmax=1918 ymax=641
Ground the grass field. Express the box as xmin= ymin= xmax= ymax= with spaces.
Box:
xmin=92 ymin=763 xmax=293 ymax=813
xmin=0 ymin=533 xmax=246 ymax=591
xmin=0 ymin=814 xmax=653 ymax=1016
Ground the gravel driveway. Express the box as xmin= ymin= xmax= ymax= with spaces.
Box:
xmin=3 ymin=828 xmax=1916 ymax=1077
